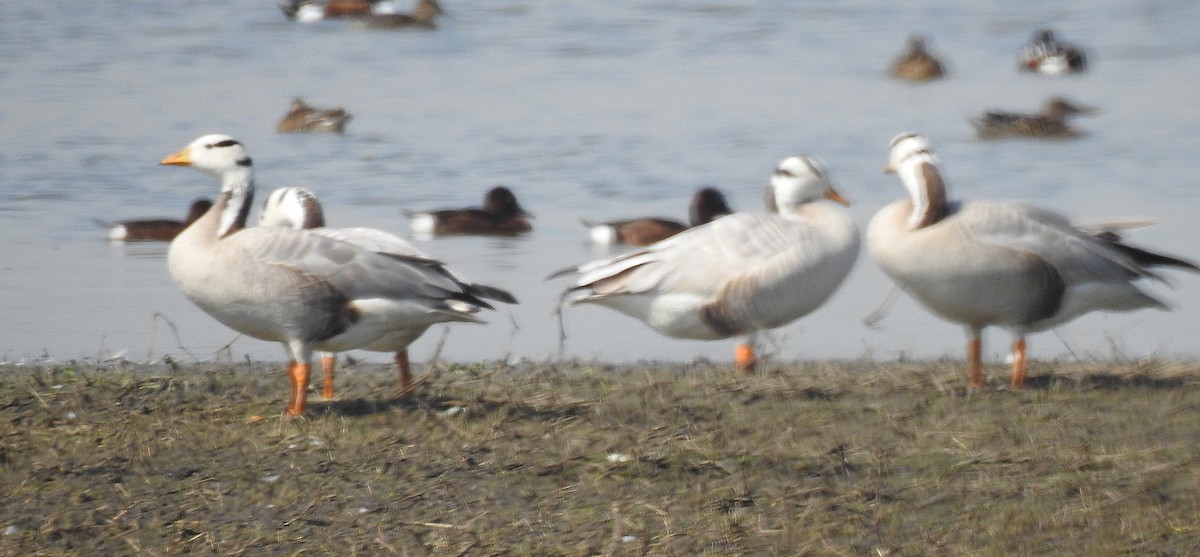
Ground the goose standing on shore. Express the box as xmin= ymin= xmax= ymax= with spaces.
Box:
xmin=161 ymin=134 xmax=513 ymax=416
xmin=551 ymin=155 xmax=859 ymax=374
xmin=868 ymin=133 xmax=1197 ymax=388
xmin=259 ymin=186 xmax=516 ymax=399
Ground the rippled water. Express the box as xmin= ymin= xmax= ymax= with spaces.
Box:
xmin=3 ymin=1 xmax=1199 ymax=367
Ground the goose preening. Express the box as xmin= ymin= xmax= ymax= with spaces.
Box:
xmin=868 ymin=133 xmax=1197 ymax=388
xmin=98 ymin=197 xmax=212 ymax=242
xmin=405 ymin=186 xmax=533 ymax=237
xmin=276 ymin=97 xmax=353 ymax=134
xmin=971 ymin=96 xmax=1097 ymax=139
xmin=259 ymin=186 xmax=516 ymax=399
xmin=1018 ymin=29 xmax=1088 ymax=75
xmin=583 ymin=187 xmax=734 ymax=246
xmin=888 ymin=35 xmax=946 ymax=82
xmin=161 ymin=134 xmax=515 ymax=416
xmin=551 ymin=155 xmax=859 ymax=374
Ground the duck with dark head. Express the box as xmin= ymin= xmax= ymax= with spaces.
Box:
xmin=406 ymin=185 xmax=533 ymax=237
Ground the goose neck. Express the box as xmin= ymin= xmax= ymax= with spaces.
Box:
xmin=898 ymin=155 xmax=949 ymax=229
xmin=217 ymin=169 xmax=254 ymax=238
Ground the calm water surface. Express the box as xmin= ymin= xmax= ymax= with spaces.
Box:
xmin=2 ymin=1 xmax=1199 ymax=367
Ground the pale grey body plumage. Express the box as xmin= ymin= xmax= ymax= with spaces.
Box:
xmin=555 ymin=155 xmax=859 ymax=351
xmin=868 ymin=132 xmax=1195 ymax=387
xmin=256 ymin=186 xmax=516 ymax=356
xmin=869 ymin=199 xmax=1167 ymax=335
xmin=164 ymin=135 xmax=493 ymax=374
xmin=171 ymin=213 xmax=486 ymax=354
xmin=568 ymin=207 xmax=858 ymax=339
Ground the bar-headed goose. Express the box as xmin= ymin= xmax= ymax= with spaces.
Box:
xmin=551 ymin=155 xmax=859 ymax=374
xmin=583 ymin=186 xmax=734 ymax=246
xmin=405 ymin=186 xmax=533 ymax=237
xmin=161 ymin=134 xmax=512 ymax=416
xmin=868 ymin=133 xmax=1198 ymax=388
xmin=98 ymin=197 xmax=212 ymax=242
xmin=259 ymin=186 xmax=516 ymax=399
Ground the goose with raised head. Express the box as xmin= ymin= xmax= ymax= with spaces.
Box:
xmin=551 ymin=155 xmax=859 ymax=374
xmin=583 ymin=186 xmax=734 ymax=246
xmin=868 ymin=133 xmax=1197 ymax=388
xmin=98 ymin=197 xmax=212 ymax=242
xmin=162 ymin=134 xmax=512 ymax=416
xmin=259 ymin=186 xmax=516 ymax=399
xmin=405 ymin=185 xmax=533 ymax=237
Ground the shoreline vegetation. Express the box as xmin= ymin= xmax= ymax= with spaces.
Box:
xmin=2 ymin=358 xmax=1198 ymax=554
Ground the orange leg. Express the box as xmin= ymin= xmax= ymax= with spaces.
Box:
xmin=396 ymin=350 xmax=413 ymax=396
xmin=320 ymin=354 xmax=336 ymax=399
xmin=967 ymin=336 xmax=984 ymax=388
xmin=287 ymin=361 xmax=311 ymax=417
xmin=1011 ymin=338 xmax=1028 ymax=388
xmin=735 ymin=343 xmax=756 ymax=376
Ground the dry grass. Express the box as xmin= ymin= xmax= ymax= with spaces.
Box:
xmin=1 ymin=358 xmax=1198 ymax=555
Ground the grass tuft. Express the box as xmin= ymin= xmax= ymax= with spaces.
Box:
xmin=0 ymin=359 xmax=1198 ymax=554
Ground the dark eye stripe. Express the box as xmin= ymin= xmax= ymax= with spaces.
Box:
xmin=235 ymin=157 xmax=253 ymax=167
xmin=209 ymin=139 xmax=241 ymax=148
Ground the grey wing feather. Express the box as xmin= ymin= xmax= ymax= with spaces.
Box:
xmin=229 ymin=227 xmax=487 ymax=306
xmin=568 ymin=212 xmax=842 ymax=298
xmin=956 ymin=202 xmax=1161 ymax=283
xmin=309 ymin=227 xmax=424 ymax=257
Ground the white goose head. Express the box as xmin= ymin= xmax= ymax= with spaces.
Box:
xmin=161 ymin=134 xmax=252 ymax=182
xmin=884 ymin=132 xmax=949 ymax=229
xmin=261 ymin=186 xmax=326 ymax=230
xmin=767 ymin=155 xmax=849 ymax=216
xmin=161 ymin=134 xmax=255 ymax=238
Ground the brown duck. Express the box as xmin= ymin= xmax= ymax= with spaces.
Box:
xmin=355 ymin=0 xmax=442 ymax=29
xmin=276 ymin=97 xmax=353 ymax=134
xmin=98 ymin=198 xmax=213 ymax=242
xmin=405 ymin=186 xmax=533 ymax=237
xmin=582 ymin=187 xmax=734 ymax=246
xmin=888 ymin=35 xmax=946 ymax=82
xmin=971 ymin=96 xmax=1097 ymax=139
